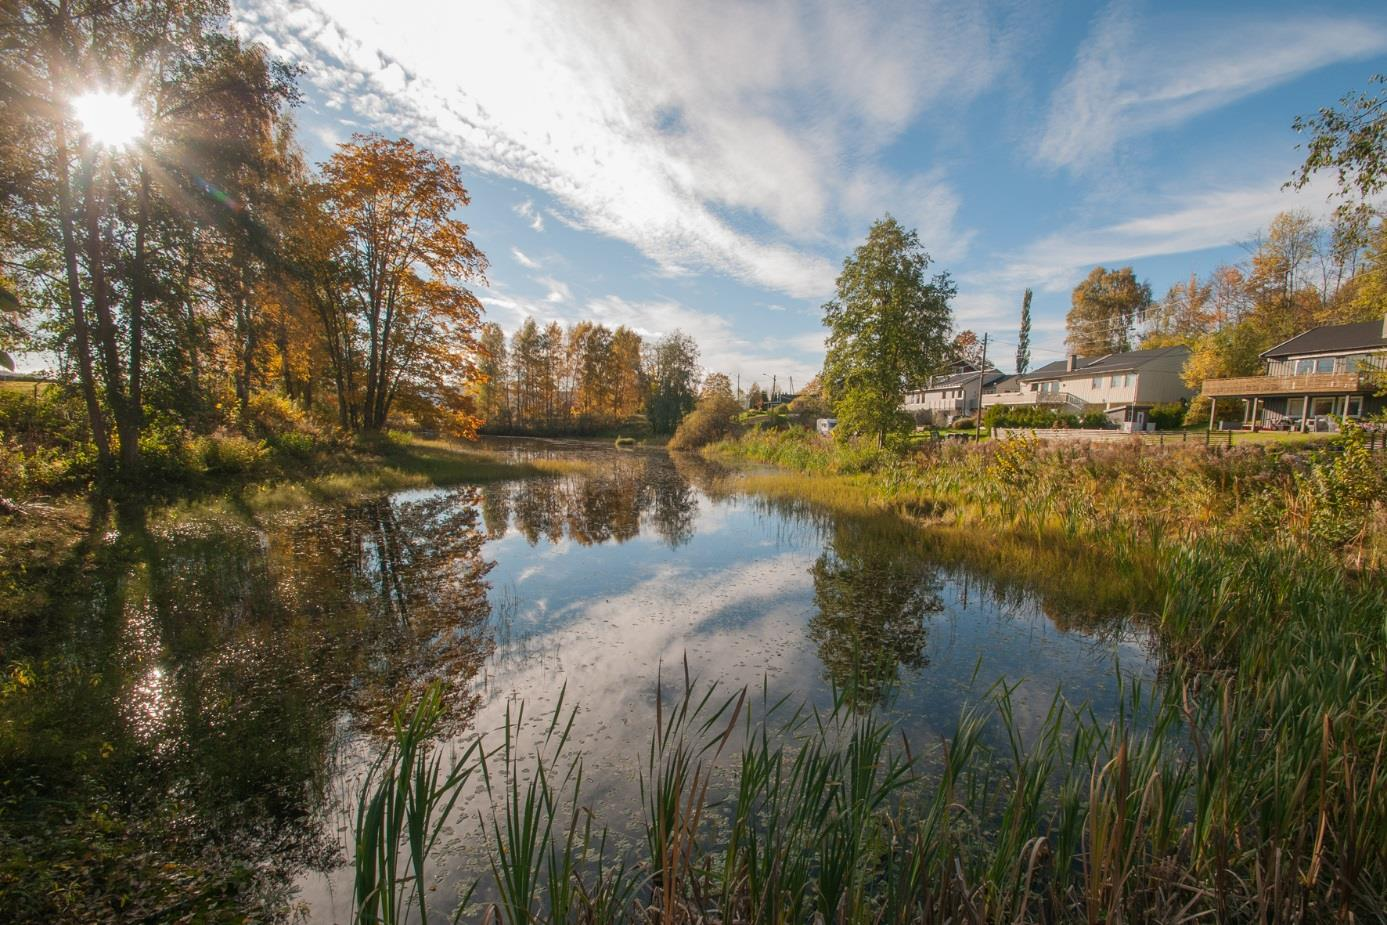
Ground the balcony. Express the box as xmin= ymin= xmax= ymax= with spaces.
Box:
xmin=1201 ymin=371 xmax=1371 ymax=398
xmin=982 ymin=390 xmax=1088 ymax=412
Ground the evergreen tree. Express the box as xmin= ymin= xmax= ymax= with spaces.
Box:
xmin=1016 ymin=288 xmax=1032 ymax=374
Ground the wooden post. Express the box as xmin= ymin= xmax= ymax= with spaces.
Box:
xmin=1208 ymin=396 xmax=1217 ymax=431
xmin=1301 ymin=395 xmax=1310 ymax=433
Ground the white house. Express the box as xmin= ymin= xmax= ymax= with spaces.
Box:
xmin=902 ymin=362 xmax=1007 ymax=424
xmin=982 ymin=345 xmax=1194 ymax=424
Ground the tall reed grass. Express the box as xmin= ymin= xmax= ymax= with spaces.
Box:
xmin=351 ymin=428 xmax=1386 ymax=922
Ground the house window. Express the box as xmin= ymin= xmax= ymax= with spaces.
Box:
xmin=1295 ymin=359 xmax=1314 ymax=375
xmin=1091 ymin=376 xmax=1102 ymax=388
xmin=1347 ymin=396 xmax=1363 ymax=417
xmin=1109 ymin=374 xmax=1119 ymax=387
xmin=1315 ymin=357 xmax=1336 ymax=373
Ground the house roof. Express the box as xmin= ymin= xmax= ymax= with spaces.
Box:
xmin=919 ymin=368 xmax=1007 ymax=390
xmin=1021 ymin=345 xmax=1191 ymax=381
xmin=1260 ymin=320 xmax=1387 ymax=359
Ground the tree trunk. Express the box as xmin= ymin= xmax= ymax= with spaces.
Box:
xmin=53 ymin=116 xmax=111 ymax=470
xmin=81 ymin=147 xmax=140 ymax=476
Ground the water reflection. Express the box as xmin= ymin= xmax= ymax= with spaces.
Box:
xmin=3 ymin=441 xmax=1158 ymax=923
xmin=480 ymin=451 xmax=699 ymax=548
xmin=809 ymin=516 xmax=944 ymax=711
xmin=1 ymin=488 xmax=496 ymax=919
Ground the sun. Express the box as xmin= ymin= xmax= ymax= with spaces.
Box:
xmin=71 ymin=91 xmax=145 ymax=149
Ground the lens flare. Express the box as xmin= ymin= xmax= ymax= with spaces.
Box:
xmin=71 ymin=91 xmax=145 ymax=149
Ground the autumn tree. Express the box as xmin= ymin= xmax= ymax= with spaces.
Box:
xmin=746 ymin=382 xmax=766 ymax=410
xmin=1143 ymin=273 xmax=1215 ymax=345
xmin=950 ymin=329 xmax=987 ymax=367
xmin=822 ymin=216 xmax=954 ymax=443
xmin=1065 ymin=267 xmax=1151 ymax=356
xmin=319 ymin=135 xmax=486 ymax=433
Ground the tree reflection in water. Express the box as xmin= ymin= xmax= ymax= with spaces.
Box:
xmin=1 ymin=488 xmax=495 ymax=919
xmin=480 ymin=451 xmax=699 ymax=548
xmin=808 ymin=516 xmax=944 ymax=711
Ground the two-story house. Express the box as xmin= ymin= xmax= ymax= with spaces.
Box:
xmin=982 ymin=345 xmax=1194 ymax=425
xmin=902 ymin=361 xmax=1006 ymax=425
xmin=1200 ymin=317 xmax=1387 ymax=430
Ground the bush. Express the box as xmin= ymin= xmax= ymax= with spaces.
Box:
xmin=983 ymin=404 xmax=1080 ymax=430
xmin=194 ymin=433 xmax=268 ymax=476
xmin=670 ymin=395 xmax=742 ymax=450
xmin=1147 ymin=401 xmax=1186 ymax=430
xmin=952 ymin=417 xmax=975 ymax=430
xmin=1079 ymin=410 xmax=1111 ymax=429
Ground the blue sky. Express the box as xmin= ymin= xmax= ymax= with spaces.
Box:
xmin=231 ymin=0 xmax=1387 ymax=384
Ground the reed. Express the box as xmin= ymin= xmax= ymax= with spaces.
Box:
xmin=349 ymin=427 xmax=1387 ymax=922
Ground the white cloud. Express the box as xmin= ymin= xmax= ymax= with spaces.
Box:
xmin=510 ymin=247 xmax=539 ymax=269
xmin=1038 ymin=6 xmax=1387 ymax=171
xmin=981 ymin=173 xmax=1341 ymax=295
xmin=531 ymin=276 xmax=571 ymax=304
xmin=232 ymin=0 xmax=1001 ymax=299
xmin=514 ymin=199 xmax=545 ymax=232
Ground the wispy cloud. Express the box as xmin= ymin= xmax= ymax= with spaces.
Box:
xmin=233 ymin=0 xmax=1007 ymax=299
xmin=983 ymin=174 xmax=1339 ymax=294
xmin=514 ymin=199 xmax=545 ymax=232
xmin=510 ymin=246 xmax=540 ymax=269
xmin=1038 ymin=5 xmax=1387 ymax=171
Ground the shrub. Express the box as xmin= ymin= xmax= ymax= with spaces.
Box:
xmin=1147 ymin=401 xmax=1186 ymax=430
xmin=194 ymin=433 xmax=268 ymax=476
xmin=670 ymin=395 xmax=743 ymax=450
xmin=1079 ymin=410 xmax=1110 ymax=429
xmin=952 ymin=417 xmax=975 ymax=430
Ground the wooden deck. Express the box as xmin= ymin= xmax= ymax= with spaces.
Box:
xmin=1201 ymin=372 xmax=1368 ymax=398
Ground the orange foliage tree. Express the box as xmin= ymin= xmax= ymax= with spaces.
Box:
xmin=319 ymin=135 xmax=487 ymax=434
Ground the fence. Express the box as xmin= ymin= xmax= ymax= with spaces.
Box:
xmin=990 ymin=427 xmax=1387 ymax=452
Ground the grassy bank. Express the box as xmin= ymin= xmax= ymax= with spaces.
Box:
xmin=340 ymin=425 xmax=1387 ymax=923
xmin=1 ymin=434 xmax=588 ymax=663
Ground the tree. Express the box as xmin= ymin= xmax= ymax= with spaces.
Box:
xmin=1290 ymin=74 xmax=1386 ymax=229
xmin=700 ymin=372 xmax=734 ymax=402
xmin=319 ymin=135 xmax=486 ymax=432
xmin=788 ymin=375 xmax=829 ymax=415
xmin=1143 ymin=273 xmax=1214 ymax=345
xmin=644 ymin=331 xmax=699 ymax=434
xmin=475 ymin=322 xmax=509 ymax=426
xmin=950 ymin=329 xmax=986 ymax=367
xmin=746 ymin=382 xmax=766 ymax=410
xmin=2 ymin=0 xmax=298 ymax=474
xmin=1015 ymin=288 xmax=1032 ymax=375
xmin=1065 ymin=267 xmax=1152 ymax=355
xmin=822 ymin=216 xmax=955 ymax=443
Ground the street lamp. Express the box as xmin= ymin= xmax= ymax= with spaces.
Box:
xmin=71 ymin=91 xmax=145 ymax=149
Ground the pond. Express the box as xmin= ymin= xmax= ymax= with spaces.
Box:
xmin=1 ymin=439 xmax=1158 ymax=921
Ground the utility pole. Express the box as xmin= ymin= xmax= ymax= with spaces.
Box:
xmin=975 ymin=333 xmax=988 ymax=442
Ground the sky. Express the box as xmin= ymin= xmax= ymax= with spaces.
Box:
xmin=228 ymin=0 xmax=1387 ymax=386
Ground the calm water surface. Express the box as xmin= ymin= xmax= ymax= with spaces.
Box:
xmin=7 ymin=439 xmax=1157 ymax=921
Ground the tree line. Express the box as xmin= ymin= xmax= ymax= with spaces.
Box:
xmin=1 ymin=1 xmax=488 ymax=480
xmin=474 ymin=320 xmax=701 ymax=435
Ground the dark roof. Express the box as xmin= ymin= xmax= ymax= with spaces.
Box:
xmin=919 ymin=368 xmax=1007 ymax=390
xmin=1261 ymin=320 xmax=1387 ymax=359
xmin=1021 ymin=345 xmax=1191 ymax=380
xmin=987 ymin=374 xmax=1022 ymax=393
